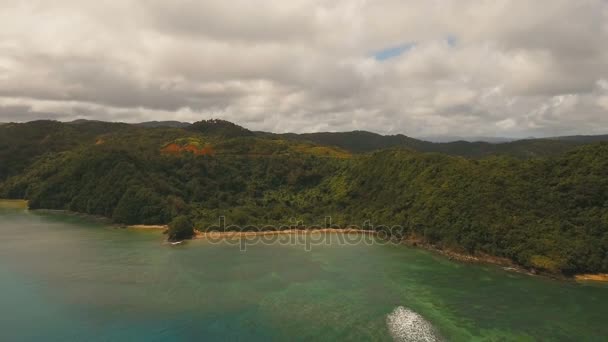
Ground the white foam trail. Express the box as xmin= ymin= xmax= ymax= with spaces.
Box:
xmin=386 ymin=306 xmax=442 ymax=342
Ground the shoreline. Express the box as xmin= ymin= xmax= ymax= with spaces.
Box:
xmin=403 ymin=238 xmax=608 ymax=282
xmin=402 ymin=237 xmax=548 ymax=278
xmin=29 ymin=208 xmax=113 ymax=221
xmin=1 ymin=200 xmax=606 ymax=283
xmin=192 ymin=229 xmax=608 ymax=282
xmin=0 ymin=199 xmax=29 ymax=209
xmin=574 ymin=274 xmax=608 ymax=282
xmin=126 ymin=224 xmax=168 ymax=230
xmin=24 ymin=207 xmax=167 ymax=232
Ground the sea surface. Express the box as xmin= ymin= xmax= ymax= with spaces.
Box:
xmin=1 ymin=205 xmax=607 ymax=341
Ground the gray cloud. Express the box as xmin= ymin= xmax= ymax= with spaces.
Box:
xmin=0 ymin=0 xmax=607 ymax=138
xmin=0 ymin=105 xmax=64 ymax=122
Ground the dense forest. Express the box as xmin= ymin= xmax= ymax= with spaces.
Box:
xmin=1 ymin=119 xmax=607 ymax=276
xmin=269 ymin=130 xmax=590 ymax=158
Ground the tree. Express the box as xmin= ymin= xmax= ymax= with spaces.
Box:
xmin=168 ymin=215 xmax=194 ymax=241
xmin=113 ymin=187 xmax=168 ymax=225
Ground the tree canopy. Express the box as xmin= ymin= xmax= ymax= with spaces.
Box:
xmin=1 ymin=120 xmax=607 ymax=275
xmin=168 ymin=215 xmax=194 ymax=242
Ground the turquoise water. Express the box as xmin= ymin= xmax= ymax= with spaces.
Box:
xmin=0 ymin=207 xmax=607 ymax=341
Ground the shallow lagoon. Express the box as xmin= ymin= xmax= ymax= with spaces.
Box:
xmin=1 ymin=207 xmax=607 ymax=341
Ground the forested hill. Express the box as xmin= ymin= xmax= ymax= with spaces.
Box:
xmin=0 ymin=120 xmax=133 ymax=180
xmin=1 ymin=119 xmax=607 ymax=276
xmin=2 ymin=118 xmax=604 ymax=162
xmin=270 ymin=131 xmax=596 ymax=158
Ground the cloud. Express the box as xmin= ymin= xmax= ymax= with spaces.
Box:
xmin=0 ymin=104 xmax=64 ymax=122
xmin=0 ymin=0 xmax=606 ymax=138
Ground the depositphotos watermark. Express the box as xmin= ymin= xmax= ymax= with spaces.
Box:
xmin=200 ymin=216 xmax=405 ymax=251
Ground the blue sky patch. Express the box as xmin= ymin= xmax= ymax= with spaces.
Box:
xmin=373 ymin=43 xmax=416 ymax=61
xmin=446 ymin=35 xmax=457 ymax=47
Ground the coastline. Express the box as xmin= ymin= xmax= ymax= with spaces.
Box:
xmin=402 ymin=236 xmax=541 ymax=278
xmin=192 ymin=229 xmax=606 ymax=282
xmin=18 ymin=206 xmax=167 ymax=232
xmin=403 ymin=237 xmax=608 ymax=282
xmin=1 ymin=200 xmax=606 ymax=283
xmin=0 ymin=199 xmax=28 ymax=209
xmin=127 ymin=224 xmax=168 ymax=230
xmin=574 ymin=274 xmax=608 ymax=282
xmin=31 ymin=208 xmax=116 ymax=225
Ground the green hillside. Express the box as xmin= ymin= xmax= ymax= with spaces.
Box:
xmin=1 ymin=120 xmax=607 ymax=276
xmin=272 ymin=131 xmax=591 ymax=158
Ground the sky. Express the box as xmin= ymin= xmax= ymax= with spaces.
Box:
xmin=0 ymin=1 xmax=607 ymax=138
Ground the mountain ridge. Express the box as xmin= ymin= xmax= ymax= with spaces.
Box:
xmin=1 ymin=119 xmax=607 ymax=276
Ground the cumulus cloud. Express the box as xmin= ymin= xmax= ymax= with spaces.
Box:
xmin=0 ymin=0 xmax=606 ymax=138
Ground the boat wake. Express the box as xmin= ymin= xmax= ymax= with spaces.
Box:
xmin=386 ymin=306 xmax=442 ymax=342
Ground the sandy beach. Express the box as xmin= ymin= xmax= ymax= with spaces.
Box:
xmin=126 ymin=224 xmax=168 ymax=230
xmin=574 ymin=274 xmax=608 ymax=282
xmin=0 ymin=199 xmax=28 ymax=209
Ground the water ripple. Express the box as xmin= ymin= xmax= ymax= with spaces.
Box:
xmin=386 ymin=306 xmax=442 ymax=342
